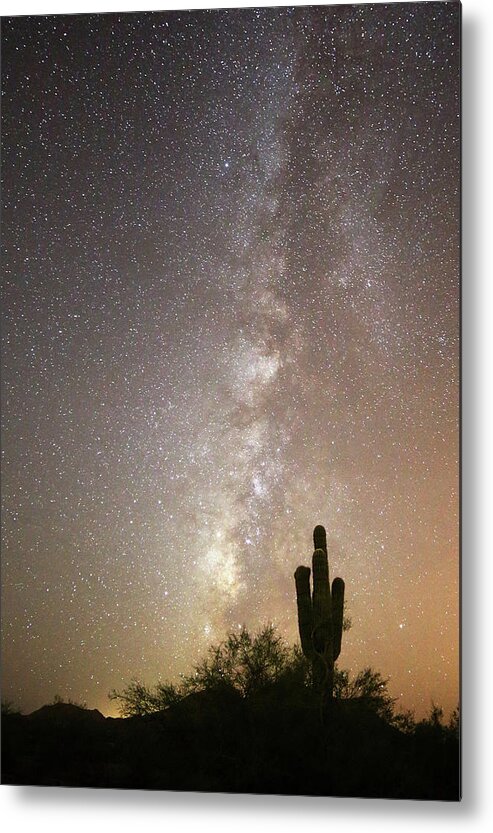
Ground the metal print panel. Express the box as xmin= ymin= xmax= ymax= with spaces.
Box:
xmin=1 ymin=2 xmax=460 ymax=799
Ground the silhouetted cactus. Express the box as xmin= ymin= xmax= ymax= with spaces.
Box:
xmin=294 ymin=524 xmax=345 ymax=702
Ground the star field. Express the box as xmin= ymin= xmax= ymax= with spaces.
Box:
xmin=1 ymin=3 xmax=459 ymax=718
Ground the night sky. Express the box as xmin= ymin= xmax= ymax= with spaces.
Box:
xmin=1 ymin=2 xmax=459 ymax=719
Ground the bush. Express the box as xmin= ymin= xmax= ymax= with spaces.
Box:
xmin=1 ymin=699 xmax=21 ymax=716
xmin=110 ymin=625 xmax=307 ymax=716
xmin=109 ymin=679 xmax=181 ymax=717
xmin=109 ymin=624 xmax=406 ymax=724
xmin=333 ymin=667 xmax=397 ymax=723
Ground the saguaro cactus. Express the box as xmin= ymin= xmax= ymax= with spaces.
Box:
xmin=294 ymin=524 xmax=345 ymax=701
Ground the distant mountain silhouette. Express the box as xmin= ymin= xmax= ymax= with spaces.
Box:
xmin=2 ymin=685 xmax=459 ymax=798
xmin=27 ymin=703 xmax=106 ymax=726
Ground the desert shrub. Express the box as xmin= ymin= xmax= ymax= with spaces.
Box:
xmin=109 ymin=625 xmax=404 ymax=721
xmin=110 ymin=625 xmax=305 ymax=715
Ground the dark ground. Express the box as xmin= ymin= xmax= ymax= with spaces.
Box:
xmin=1 ymin=682 xmax=460 ymax=799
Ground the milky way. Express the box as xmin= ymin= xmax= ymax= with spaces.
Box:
xmin=1 ymin=3 xmax=460 ymax=717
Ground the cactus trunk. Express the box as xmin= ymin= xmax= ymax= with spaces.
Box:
xmin=294 ymin=524 xmax=345 ymax=702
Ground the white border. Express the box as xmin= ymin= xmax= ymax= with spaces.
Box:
xmin=2 ymin=0 xmax=492 ymax=829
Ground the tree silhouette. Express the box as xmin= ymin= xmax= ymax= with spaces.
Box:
xmin=109 ymin=625 xmax=307 ymax=716
xmin=109 ymin=624 xmax=400 ymax=721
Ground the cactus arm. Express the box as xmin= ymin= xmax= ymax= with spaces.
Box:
xmin=331 ymin=577 xmax=345 ymax=661
xmin=294 ymin=566 xmax=314 ymax=659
